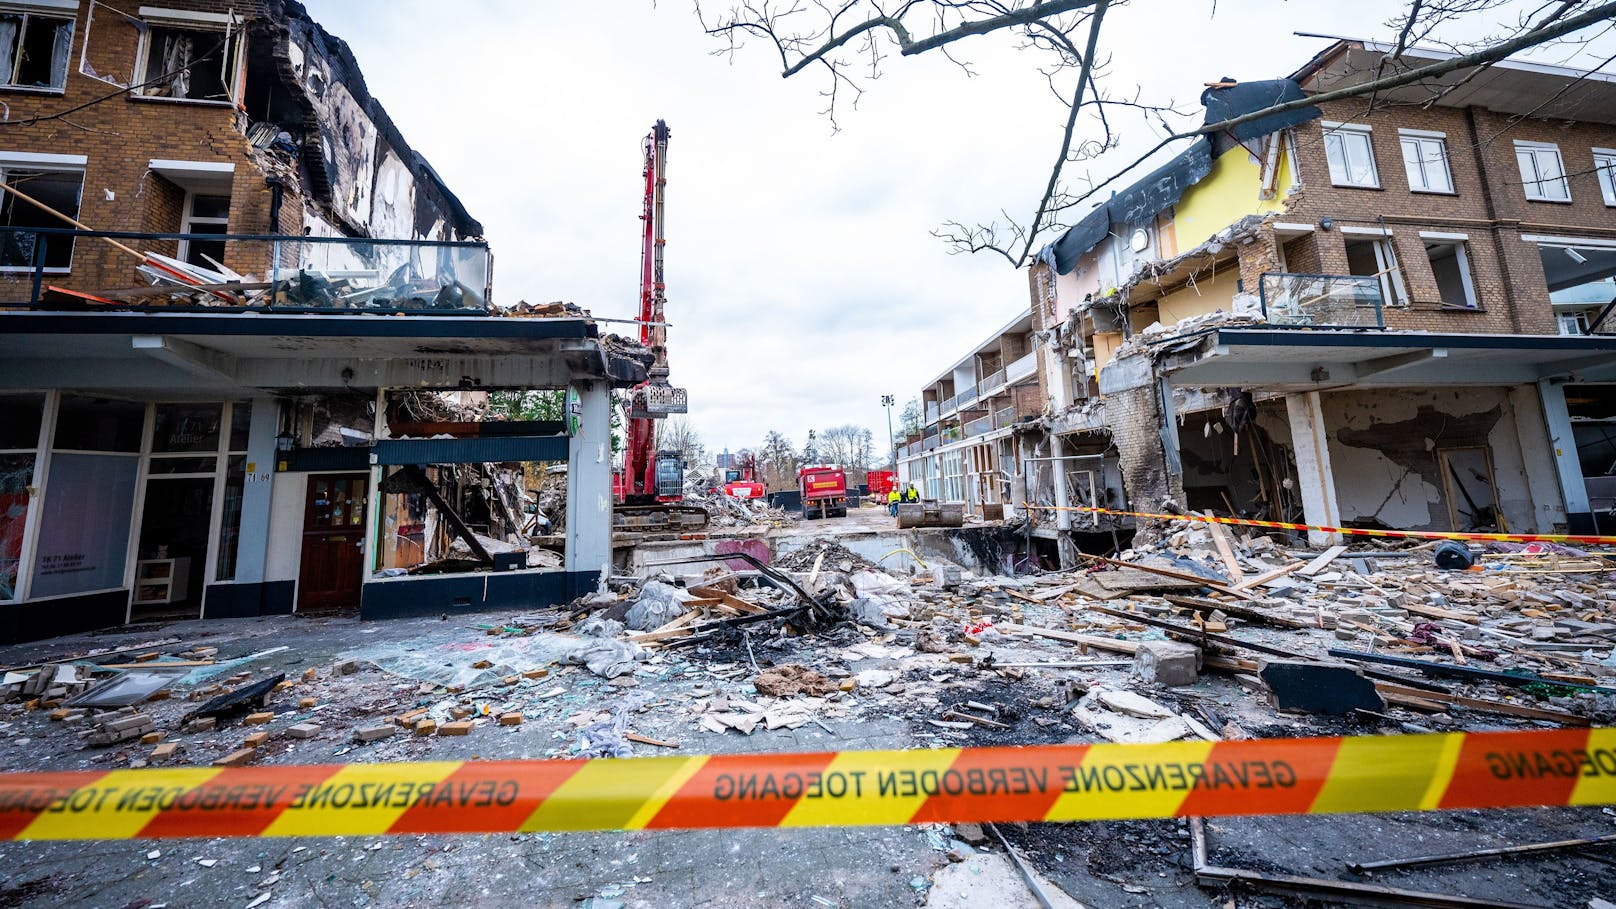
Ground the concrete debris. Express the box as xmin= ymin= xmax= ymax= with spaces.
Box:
xmin=752 ymin=664 xmax=838 ymax=697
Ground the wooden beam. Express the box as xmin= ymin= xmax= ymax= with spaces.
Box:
xmin=1297 ymin=545 xmax=1348 ymax=577
xmin=1207 ymin=520 xmax=1246 ymax=584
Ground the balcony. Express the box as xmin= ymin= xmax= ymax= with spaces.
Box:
xmin=994 ymin=405 xmax=1015 ymax=429
xmin=956 ymin=383 xmax=978 ymax=406
xmin=0 ymin=227 xmax=492 ymax=313
xmin=978 ymin=367 xmax=1006 ymax=394
xmin=940 ymin=393 xmax=959 ymax=416
xmin=1006 ymin=351 xmax=1037 ymax=382
xmin=1259 ymin=272 xmax=1385 ymax=329
xmin=964 ymin=415 xmax=993 ymax=437
xmin=925 ymin=401 xmax=940 ymax=423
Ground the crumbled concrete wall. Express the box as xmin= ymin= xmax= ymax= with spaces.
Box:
xmin=1324 ymin=387 xmax=1560 ymax=532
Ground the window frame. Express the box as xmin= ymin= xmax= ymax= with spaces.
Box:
xmin=0 ymin=4 xmax=76 ymax=95
xmin=1422 ymin=237 xmax=1480 ymax=310
xmin=131 ymin=9 xmax=245 ymax=106
xmin=177 ymin=189 xmax=229 ymax=268
xmin=1594 ymin=148 xmax=1616 ymax=208
xmin=0 ymin=151 xmax=85 ymax=274
xmin=1342 ymin=231 xmax=1409 ymax=308
xmin=1514 ymin=140 xmax=1571 ymax=203
xmin=1322 ymin=121 xmax=1380 ymax=189
xmin=1398 ymin=129 xmax=1454 ymax=194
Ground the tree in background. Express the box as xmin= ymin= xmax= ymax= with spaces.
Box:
xmin=701 ymin=0 xmax=1616 ymax=267
xmin=758 ymin=430 xmax=798 ymax=490
xmin=820 ymin=424 xmax=878 ymax=483
xmin=656 ymin=416 xmax=707 ymax=469
xmin=900 ymin=398 xmax=924 ymax=439
xmin=488 ymin=390 xmax=562 ymax=422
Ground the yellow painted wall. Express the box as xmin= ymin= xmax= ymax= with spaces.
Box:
xmin=1170 ymin=141 xmax=1296 ymax=253
xmin=1093 ymin=331 xmax=1123 ymax=371
xmin=1155 ymin=265 xmax=1239 ymax=324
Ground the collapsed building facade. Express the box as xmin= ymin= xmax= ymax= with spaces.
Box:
xmin=903 ymin=37 xmax=1616 ymax=564
xmin=0 ymin=0 xmax=639 ymax=641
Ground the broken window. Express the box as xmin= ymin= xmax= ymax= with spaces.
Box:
xmin=1515 ymin=141 xmax=1570 ymax=202
xmin=1424 ymin=240 xmax=1478 ymax=309
xmin=0 ymin=9 xmax=71 ymax=90
xmin=1399 ymin=130 xmax=1452 ymax=194
xmin=180 ymin=192 xmax=229 ymax=269
xmin=1560 ymin=312 xmax=1591 ymax=336
xmin=1438 ymin=447 xmax=1500 ymax=533
xmin=0 ymin=160 xmax=82 ymax=270
xmin=137 ymin=17 xmax=243 ymax=103
xmin=1322 ymin=122 xmax=1378 ymax=188
xmin=1344 ymin=236 xmax=1408 ymax=307
xmin=0 ymin=394 xmax=42 ymax=602
xmin=1596 ymin=149 xmax=1616 ymax=207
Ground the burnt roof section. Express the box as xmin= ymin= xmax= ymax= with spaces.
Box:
xmin=1200 ymin=78 xmax=1321 ymax=152
xmin=259 ymin=0 xmax=483 ymax=239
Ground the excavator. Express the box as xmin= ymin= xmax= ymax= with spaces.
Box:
xmin=613 ymin=120 xmax=708 ymax=533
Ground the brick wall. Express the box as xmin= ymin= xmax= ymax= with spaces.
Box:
xmin=1276 ymin=99 xmax=1616 ymax=336
xmin=1101 ymin=377 xmax=1186 ymax=523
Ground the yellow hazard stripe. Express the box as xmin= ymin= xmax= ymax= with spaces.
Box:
xmin=0 ymin=729 xmax=1608 ymax=840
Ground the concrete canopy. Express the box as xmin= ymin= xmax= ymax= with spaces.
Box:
xmin=0 ymin=311 xmax=620 ymax=393
xmin=1161 ymin=328 xmax=1616 ymax=392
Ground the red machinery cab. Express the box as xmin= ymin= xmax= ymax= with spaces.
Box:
xmin=798 ymin=465 xmax=848 ymax=520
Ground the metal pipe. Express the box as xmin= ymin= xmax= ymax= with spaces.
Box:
xmin=1348 ymin=834 xmax=1616 ymax=874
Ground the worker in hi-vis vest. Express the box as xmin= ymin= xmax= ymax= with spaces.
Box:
xmin=887 ymin=486 xmax=902 ymax=516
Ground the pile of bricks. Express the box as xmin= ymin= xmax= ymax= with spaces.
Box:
xmin=84 ymin=707 xmax=155 ymax=746
xmin=2 ymin=664 xmax=94 ymax=708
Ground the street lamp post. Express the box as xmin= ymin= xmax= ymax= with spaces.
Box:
xmin=881 ymin=394 xmax=896 ymax=474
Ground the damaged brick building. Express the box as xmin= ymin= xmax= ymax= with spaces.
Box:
xmin=907 ymin=36 xmax=1616 ymax=564
xmin=0 ymin=1 xmax=634 ymax=642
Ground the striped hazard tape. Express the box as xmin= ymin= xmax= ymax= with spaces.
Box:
xmin=2 ymin=729 xmax=1616 ymax=839
xmin=1029 ymin=504 xmax=1616 ymax=547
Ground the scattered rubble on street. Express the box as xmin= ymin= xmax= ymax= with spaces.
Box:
xmin=4 ymin=518 xmax=1616 ymax=905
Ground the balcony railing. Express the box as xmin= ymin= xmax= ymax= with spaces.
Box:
xmin=995 ymin=406 xmax=1015 ymax=429
xmin=956 ymin=384 xmax=978 ymax=406
xmin=0 ymin=227 xmax=493 ymax=314
xmin=940 ymin=394 xmax=959 ymax=415
xmin=925 ymin=401 xmax=940 ymax=423
xmin=964 ymin=415 xmax=993 ymax=437
xmin=1259 ymin=272 xmax=1385 ymax=329
xmin=978 ymin=368 xmax=1006 ymax=394
xmin=1006 ymin=351 xmax=1037 ymax=382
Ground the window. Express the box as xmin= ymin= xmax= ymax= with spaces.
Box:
xmin=1595 ymin=149 xmax=1616 ymax=207
xmin=1323 ymin=122 xmax=1378 ymax=188
xmin=180 ymin=193 xmax=229 ymax=269
xmin=1515 ymin=141 xmax=1570 ymax=202
xmin=1424 ymin=240 xmax=1478 ymax=309
xmin=1559 ymin=313 xmax=1591 ymax=336
xmin=0 ymin=9 xmax=72 ymax=92
xmin=0 ymin=394 xmax=42 ymax=602
xmin=1399 ymin=130 xmax=1453 ymax=193
xmin=136 ymin=14 xmax=244 ymax=103
xmin=0 ymin=155 xmax=82 ymax=270
xmin=1344 ymin=236 xmax=1408 ymax=306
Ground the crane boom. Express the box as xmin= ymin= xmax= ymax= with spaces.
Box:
xmin=618 ymin=119 xmax=692 ymax=522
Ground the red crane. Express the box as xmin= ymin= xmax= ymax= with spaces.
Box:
xmin=615 ymin=120 xmax=704 ymax=532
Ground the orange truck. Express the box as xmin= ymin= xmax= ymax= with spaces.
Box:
xmin=798 ymin=465 xmax=848 ymax=520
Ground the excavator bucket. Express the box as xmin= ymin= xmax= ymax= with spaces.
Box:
xmin=627 ymin=384 xmax=688 ymax=419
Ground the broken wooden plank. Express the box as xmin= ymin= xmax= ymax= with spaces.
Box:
xmin=1297 ymin=545 xmax=1348 ymax=577
xmin=1164 ymin=595 xmax=1309 ymax=630
xmin=1233 ymin=561 xmax=1306 ymax=591
xmin=1206 ymin=520 xmax=1246 ymax=584
xmin=999 ymin=623 xmax=1140 ymax=655
xmin=1076 ymin=553 xmax=1257 ymax=601
xmin=688 ymin=585 xmax=769 ymax=615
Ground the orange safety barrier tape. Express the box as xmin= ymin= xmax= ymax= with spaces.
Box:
xmin=1 ymin=730 xmax=1614 ymax=839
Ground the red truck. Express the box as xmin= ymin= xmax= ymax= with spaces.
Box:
xmin=798 ymin=465 xmax=848 ymax=520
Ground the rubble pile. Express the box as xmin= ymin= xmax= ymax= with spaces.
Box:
xmin=679 ymin=473 xmax=790 ymax=527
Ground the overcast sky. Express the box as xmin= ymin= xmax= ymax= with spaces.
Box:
xmin=302 ymin=1 xmax=1614 ymax=460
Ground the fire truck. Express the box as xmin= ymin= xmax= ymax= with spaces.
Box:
xmin=798 ymin=465 xmax=848 ymax=520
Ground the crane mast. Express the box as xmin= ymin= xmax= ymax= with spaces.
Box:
xmin=621 ymin=119 xmax=688 ymax=506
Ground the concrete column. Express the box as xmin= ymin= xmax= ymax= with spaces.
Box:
xmin=1537 ymin=379 xmax=1594 ymax=534
xmin=233 ymin=396 xmax=280 ymax=584
xmin=1050 ymin=432 xmax=1078 ymax=568
xmin=1285 ymin=391 xmax=1343 ymax=546
xmin=1506 ymin=384 xmax=1567 ymax=533
xmin=565 ymin=381 xmax=613 ymax=586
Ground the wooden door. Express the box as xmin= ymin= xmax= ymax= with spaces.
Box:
xmin=298 ymin=473 xmax=368 ymax=612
